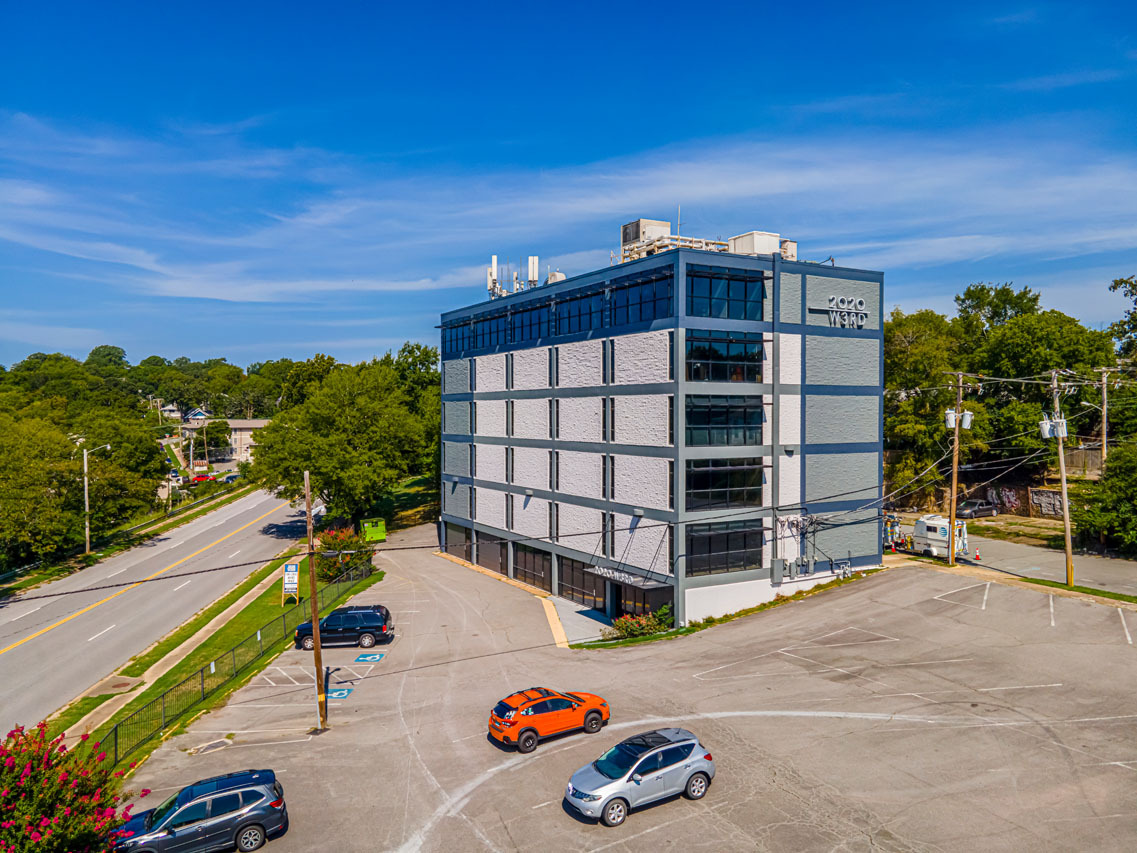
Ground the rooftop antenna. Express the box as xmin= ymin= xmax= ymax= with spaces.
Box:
xmin=677 ymin=204 xmax=681 ymax=239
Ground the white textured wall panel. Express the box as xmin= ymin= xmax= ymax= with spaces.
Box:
xmin=778 ymin=333 xmax=801 ymax=385
xmin=615 ymin=395 xmax=670 ymax=446
xmin=474 ymin=353 xmax=505 ymax=392
xmin=475 ymin=487 xmax=506 ymax=529
xmin=558 ymin=450 xmax=603 ymax=499
xmin=779 ymin=394 xmax=800 ymax=445
xmin=513 ymin=347 xmax=548 ymax=391
xmin=512 ymin=397 xmax=548 ymax=440
xmin=683 ymin=571 xmax=838 ymax=623
xmin=559 ymin=339 xmax=603 ymax=388
xmin=614 ymin=330 xmax=670 ymax=385
xmin=613 ymin=455 xmax=670 ymax=511
xmin=475 ymin=443 xmax=506 ymax=485
xmin=512 ymin=445 xmax=549 ymax=491
xmin=779 ymin=451 xmax=801 ymax=506
xmin=612 ymin=513 xmax=669 ymax=574
xmin=559 ymin=397 xmax=602 ymax=443
xmin=476 ymin=400 xmax=505 ymax=437
xmin=443 ymin=359 xmax=470 ymax=393
xmin=513 ymin=494 xmax=549 ymax=541
xmin=557 ymin=502 xmax=604 ymax=557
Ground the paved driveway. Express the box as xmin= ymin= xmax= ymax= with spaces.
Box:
xmin=130 ymin=532 xmax=1137 ymax=852
xmin=971 ymin=534 xmax=1137 ymax=596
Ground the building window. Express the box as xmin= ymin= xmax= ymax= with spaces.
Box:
xmin=442 ymin=323 xmax=473 ymax=356
xmin=556 ymin=291 xmax=605 ymax=335
xmin=548 ymin=399 xmax=555 ymax=438
xmin=513 ymin=543 xmax=552 ymax=592
xmin=608 ymin=340 xmax=616 ymax=382
xmin=549 ymin=502 xmax=557 ymax=541
xmin=685 ymin=457 xmax=767 ymax=510
xmin=469 ymin=444 xmax=476 ymax=478
xmin=506 ymin=494 xmax=514 ymax=530
xmin=558 ymin=557 xmax=605 ymax=610
xmin=470 ymin=487 xmax=477 ymax=519
xmin=553 ymin=399 xmax=560 ymax=439
xmin=685 ymin=395 xmax=764 ymax=446
xmin=473 ymin=314 xmax=507 ymax=349
xmin=608 ymin=398 xmax=615 ymax=442
xmin=616 ymin=584 xmax=672 ymax=618
xmin=549 ymin=347 xmax=556 ymax=386
xmin=506 ymin=447 xmax=514 ymax=484
xmin=510 ymin=304 xmax=550 ymax=344
xmin=506 ymin=401 xmax=514 ymax=437
xmin=668 ymin=460 xmax=674 ymax=509
xmin=686 ymin=520 xmax=764 ymax=576
xmin=607 ymin=512 xmax=616 ymax=557
xmin=668 ymin=330 xmax=675 ymax=380
xmin=610 ymin=267 xmax=673 ymax=326
xmin=470 ymin=358 xmax=477 ymax=390
xmin=668 ymin=395 xmax=674 ymax=444
xmin=686 ymin=265 xmax=765 ymax=321
xmin=686 ymin=329 xmax=764 ymax=382
xmin=549 ymin=450 xmax=559 ymax=490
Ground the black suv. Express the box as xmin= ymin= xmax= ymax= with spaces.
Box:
xmin=294 ymin=604 xmax=392 ymax=650
xmin=112 ymin=769 xmax=285 ymax=852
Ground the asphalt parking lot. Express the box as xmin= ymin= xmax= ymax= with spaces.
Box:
xmin=131 ymin=525 xmax=1137 ymax=852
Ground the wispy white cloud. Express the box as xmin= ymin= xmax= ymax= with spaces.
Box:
xmin=1000 ymin=68 xmax=1124 ymax=91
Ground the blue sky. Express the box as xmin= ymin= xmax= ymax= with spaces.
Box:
xmin=2 ymin=1 xmax=1136 ymax=367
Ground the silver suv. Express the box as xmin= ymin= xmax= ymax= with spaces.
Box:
xmin=565 ymin=728 xmax=715 ymax=826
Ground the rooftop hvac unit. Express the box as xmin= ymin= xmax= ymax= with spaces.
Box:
xmin=728 ymin=231 xmax=782 ymax=256
xmin=621 ymin=219 xmax=671 ymax=248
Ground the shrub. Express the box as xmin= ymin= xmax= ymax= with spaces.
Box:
xmin=314 ymin=526 xmax=372 ymax=582
xmin=0 ymin=722 xmax=148 ymax=852
xmin=600 ymin=604 xmax=673 ymax=640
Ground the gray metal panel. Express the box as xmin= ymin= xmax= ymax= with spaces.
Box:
xmin=804 ymin=336 xmax=881 ymax=386
xmin=805 ymin=395 xmax=880 ymax=444
xmin=779 ymin=272 xmax=802 ymax=325
xmin=804 ymin=452 xmax=879 ymax=502
xmin=805 ymin=276 xmax=882 ymax=330
xmin=444 ymin=401 xmax=472 ymax=435
xmin=812 ymin=509 xmax=878 ymax=564
xmin=443 ymin=441 xmax=471 ymax=477
xmin=443 ymin=359 xmax=470 ymax=393
xmin=443 ymin=481 xmax=471 ymax=519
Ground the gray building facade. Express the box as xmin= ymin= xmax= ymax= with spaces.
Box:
xmin=439 ymin=225 xmax=883 ymax=625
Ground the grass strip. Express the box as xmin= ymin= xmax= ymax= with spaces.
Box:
xmin=1017 ymin=577 xmax=1137 ymax=605
xmin=97 ymin=561 xmax=382 ymax=768
xmin=119 ymin=549 xmax=297 ymax=678
xmin=571 ymin=570 xmax=883 ymax=649
xmin=48 ymin=694 xmax=116 ymax=739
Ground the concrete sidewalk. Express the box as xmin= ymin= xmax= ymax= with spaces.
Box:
xmin=549 ymin=596 xmax=610 ymax=644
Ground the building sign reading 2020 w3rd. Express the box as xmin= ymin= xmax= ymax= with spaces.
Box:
xmin=808 ymin=295 xmax=869 ymax=328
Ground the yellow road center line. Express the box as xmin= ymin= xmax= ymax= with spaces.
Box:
xmin=0 ymin=501 xmax=289 ymax=657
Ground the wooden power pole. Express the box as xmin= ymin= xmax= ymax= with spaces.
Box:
xmin=304 ymin=470 xmax=328 ymax=729
xmin=1050 ymin=371 xmax=1075 ymax=587
xmin=1100 ymin=367 xmax=1110 ymax=464
xmin=947 ymin=372 xmax=964 ymax=567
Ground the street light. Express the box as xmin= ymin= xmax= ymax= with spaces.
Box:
xmin=82 ymin=443 xmax=112 ymax=555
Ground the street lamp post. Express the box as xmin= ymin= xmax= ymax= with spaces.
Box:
xmin=83 ymin=443 xmax=112 ymax=554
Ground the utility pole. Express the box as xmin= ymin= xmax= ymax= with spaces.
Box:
xmin=304 ymin=471 xmax=328 ymax=730
xmin=947 ymin=372 xmax=963 ymax=567
xmin=1051 ymin=371 xmax=1075 ymax=586
xmin=1100 ymin=367 xmax=1110 ymax=464
xmin=82 ymin=444 xmax=111 ymax=555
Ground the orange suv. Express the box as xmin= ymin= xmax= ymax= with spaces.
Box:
xmin=488 ymin=687 xmax=610 ymax=753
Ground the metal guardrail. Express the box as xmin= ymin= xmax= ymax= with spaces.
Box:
xmin=103 ymin=559 xmax=374 ymax=765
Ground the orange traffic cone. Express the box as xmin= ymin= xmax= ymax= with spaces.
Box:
xmin=974 ymin=547 xmax=981 ymax=562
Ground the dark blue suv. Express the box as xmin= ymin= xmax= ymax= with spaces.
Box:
xmin=112 ymin=769 xmax=286 ymax=852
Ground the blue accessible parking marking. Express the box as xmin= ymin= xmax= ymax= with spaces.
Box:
xmin=355 ymin=653 xmax=385 ymax=662
xmin=327 ymin=688 xmax=354 ymax=699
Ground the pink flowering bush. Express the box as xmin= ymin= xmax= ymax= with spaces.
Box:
xmin=600 ymin=604 xmax=673 ymax=640
xmin=0 ymin=722 xmax=145 ymax=852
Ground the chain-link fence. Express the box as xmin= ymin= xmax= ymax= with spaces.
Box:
xmin=103 ymin=559 xmax=374 ymax=765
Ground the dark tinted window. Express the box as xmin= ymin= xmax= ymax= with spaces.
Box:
xmin=323 ymin=613 xmax=345 ymax=628
xmin=686 ymin=265 xmax=765 ymax=320
xmin=686 ymin=458 xmax=766 ymax=510
xmin=658 ymin=743 xmax=695 ymax=767
xmin=492 ymin=701 xmax=514 ymax=718
xmin=686 ymin=395 xmax=764 ymax=446
xmin=546 ymin=697 xmax=573 ymax=712
xmin=632 ymin=752 xmax=663 ymax=776
xmin=241 ymin=790 xmax=265 ymax=808
xmin=210 ymin=793 xmax=242 ymax=817
xmin=168 ymin=801 xmax=208 ymax=829
xmin=687 ymin=520 xmax=764 ymax=576
xmin=522 ymin=700 xmax=550 ymax=715
xmin=686 ymin=329 xmax=764 ymax=383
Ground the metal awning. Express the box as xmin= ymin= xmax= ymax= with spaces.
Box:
xmin=583 ymin=564 xmax=672 ymax=590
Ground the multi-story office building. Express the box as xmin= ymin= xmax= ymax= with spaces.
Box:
xmin=439 ymin=220 xmax=883 ymax=625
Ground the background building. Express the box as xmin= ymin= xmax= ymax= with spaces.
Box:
xmin=439 ymin=220 xmax=883 ymax=625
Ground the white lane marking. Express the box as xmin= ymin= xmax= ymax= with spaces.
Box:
xmin=228 ymin=550 xmax=241 ymax=558
xmin=1050 ymin=595 xmax=1056 ymax=627
xmin=233 ymin=703 xmax=343 ymax=708
xmin=531 ymin=801 xmax=554 ymax=810
xmin=977 ymin=683 xmax=1063 ymax=692
xmin=196 ymin=729 xmax=311 ymax=734
xmin=879 ymin=658 xmax=974 ymax=667
xmin=933 ymin=582 xmax=989 ymax=609
xmin=590 ymin=801 xmax=732 ymax=852
xmin=1121 ymin=610 xmax=1133 ymax=645
xmin=87 ymin=624 xmax=116 ymax=642
xmin=225 ymin=736 xmax=314 ymax=750
xmin=173 ymin=580 xmax=192 ymax=592
xmin=451 ymin=733 xmax=485 ymax=743
xmin=105 ymin=568 xmax=126 ymax=578
xmin=982 ymin=582 xmax=990 ymax=611
xmin=260 ymin=675 xmax=277 ymax=686
xmin=8 ymin=606 xmax=43 ymax=621
xmin=273 ymin=666 xmax=301 ymax=685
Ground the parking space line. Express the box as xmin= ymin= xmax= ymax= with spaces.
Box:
xmin=982 ymin=582 xmax=990 ymax=610
xmin=273 ymin=666 xmax=301 ymax=685
xmin=879 ymin=658 xmax=973 ymax=667
xmin=260 ymin=674 xmax=277 ymax=686
xmin=531 ymin=800 xmax=553 ymax=809
xmin=1121 ymin=610 xmax=1133 ymax=645
xmin=1050 ymin=595 xmax=1056 ymax=627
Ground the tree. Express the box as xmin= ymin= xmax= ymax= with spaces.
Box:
xmin=246 ymin=361 xmax=421 ymax=522
xmin=1072 ymin=442 xmax=1137 ymax=555
xmin=0 ymin=416 xmax=79 ymax=565
xmin=199 ymin=419 xmax=232 ymax=453
xmin=953 ymin=282 xmax=1040 ymax=347
xmin=1108 ymin=274 xmax=1137 ymax=356
xmin=83 ymin=345 xmax=129 ymax=378
xmin=281 ymin=354 xmax=338 ymax=409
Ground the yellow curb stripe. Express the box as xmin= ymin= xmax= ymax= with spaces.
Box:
xmin=0 ymin=501 xmax=289 ymax=658
xmin=542 ymin=598 xmax=569 ymax=649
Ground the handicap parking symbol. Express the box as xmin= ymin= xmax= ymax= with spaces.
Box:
xmin=327 ymin=688 xmax=353 ymax=700
xmin=355 ymin=653 xmax=385 ymax=663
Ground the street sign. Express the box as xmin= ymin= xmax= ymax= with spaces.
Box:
xmin=355 ymin=653 xmax=385 ymax=663
xmin=282 ymin=562 xmax=299 ymax=604
xmin=327 ymin=688 xmax=353 ymax=699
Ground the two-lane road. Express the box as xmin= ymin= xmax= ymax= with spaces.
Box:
xmin=0 ymin=490 xmax=303 ymax=730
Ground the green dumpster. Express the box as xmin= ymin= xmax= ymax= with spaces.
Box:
xmin=361 ymin=517 xmax=387 ymax=542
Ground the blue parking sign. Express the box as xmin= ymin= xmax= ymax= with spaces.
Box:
xmin=327 ymin=688 xmax=353 ymax=699
xmin=355 ymin=653 xmax=385 ymax=662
